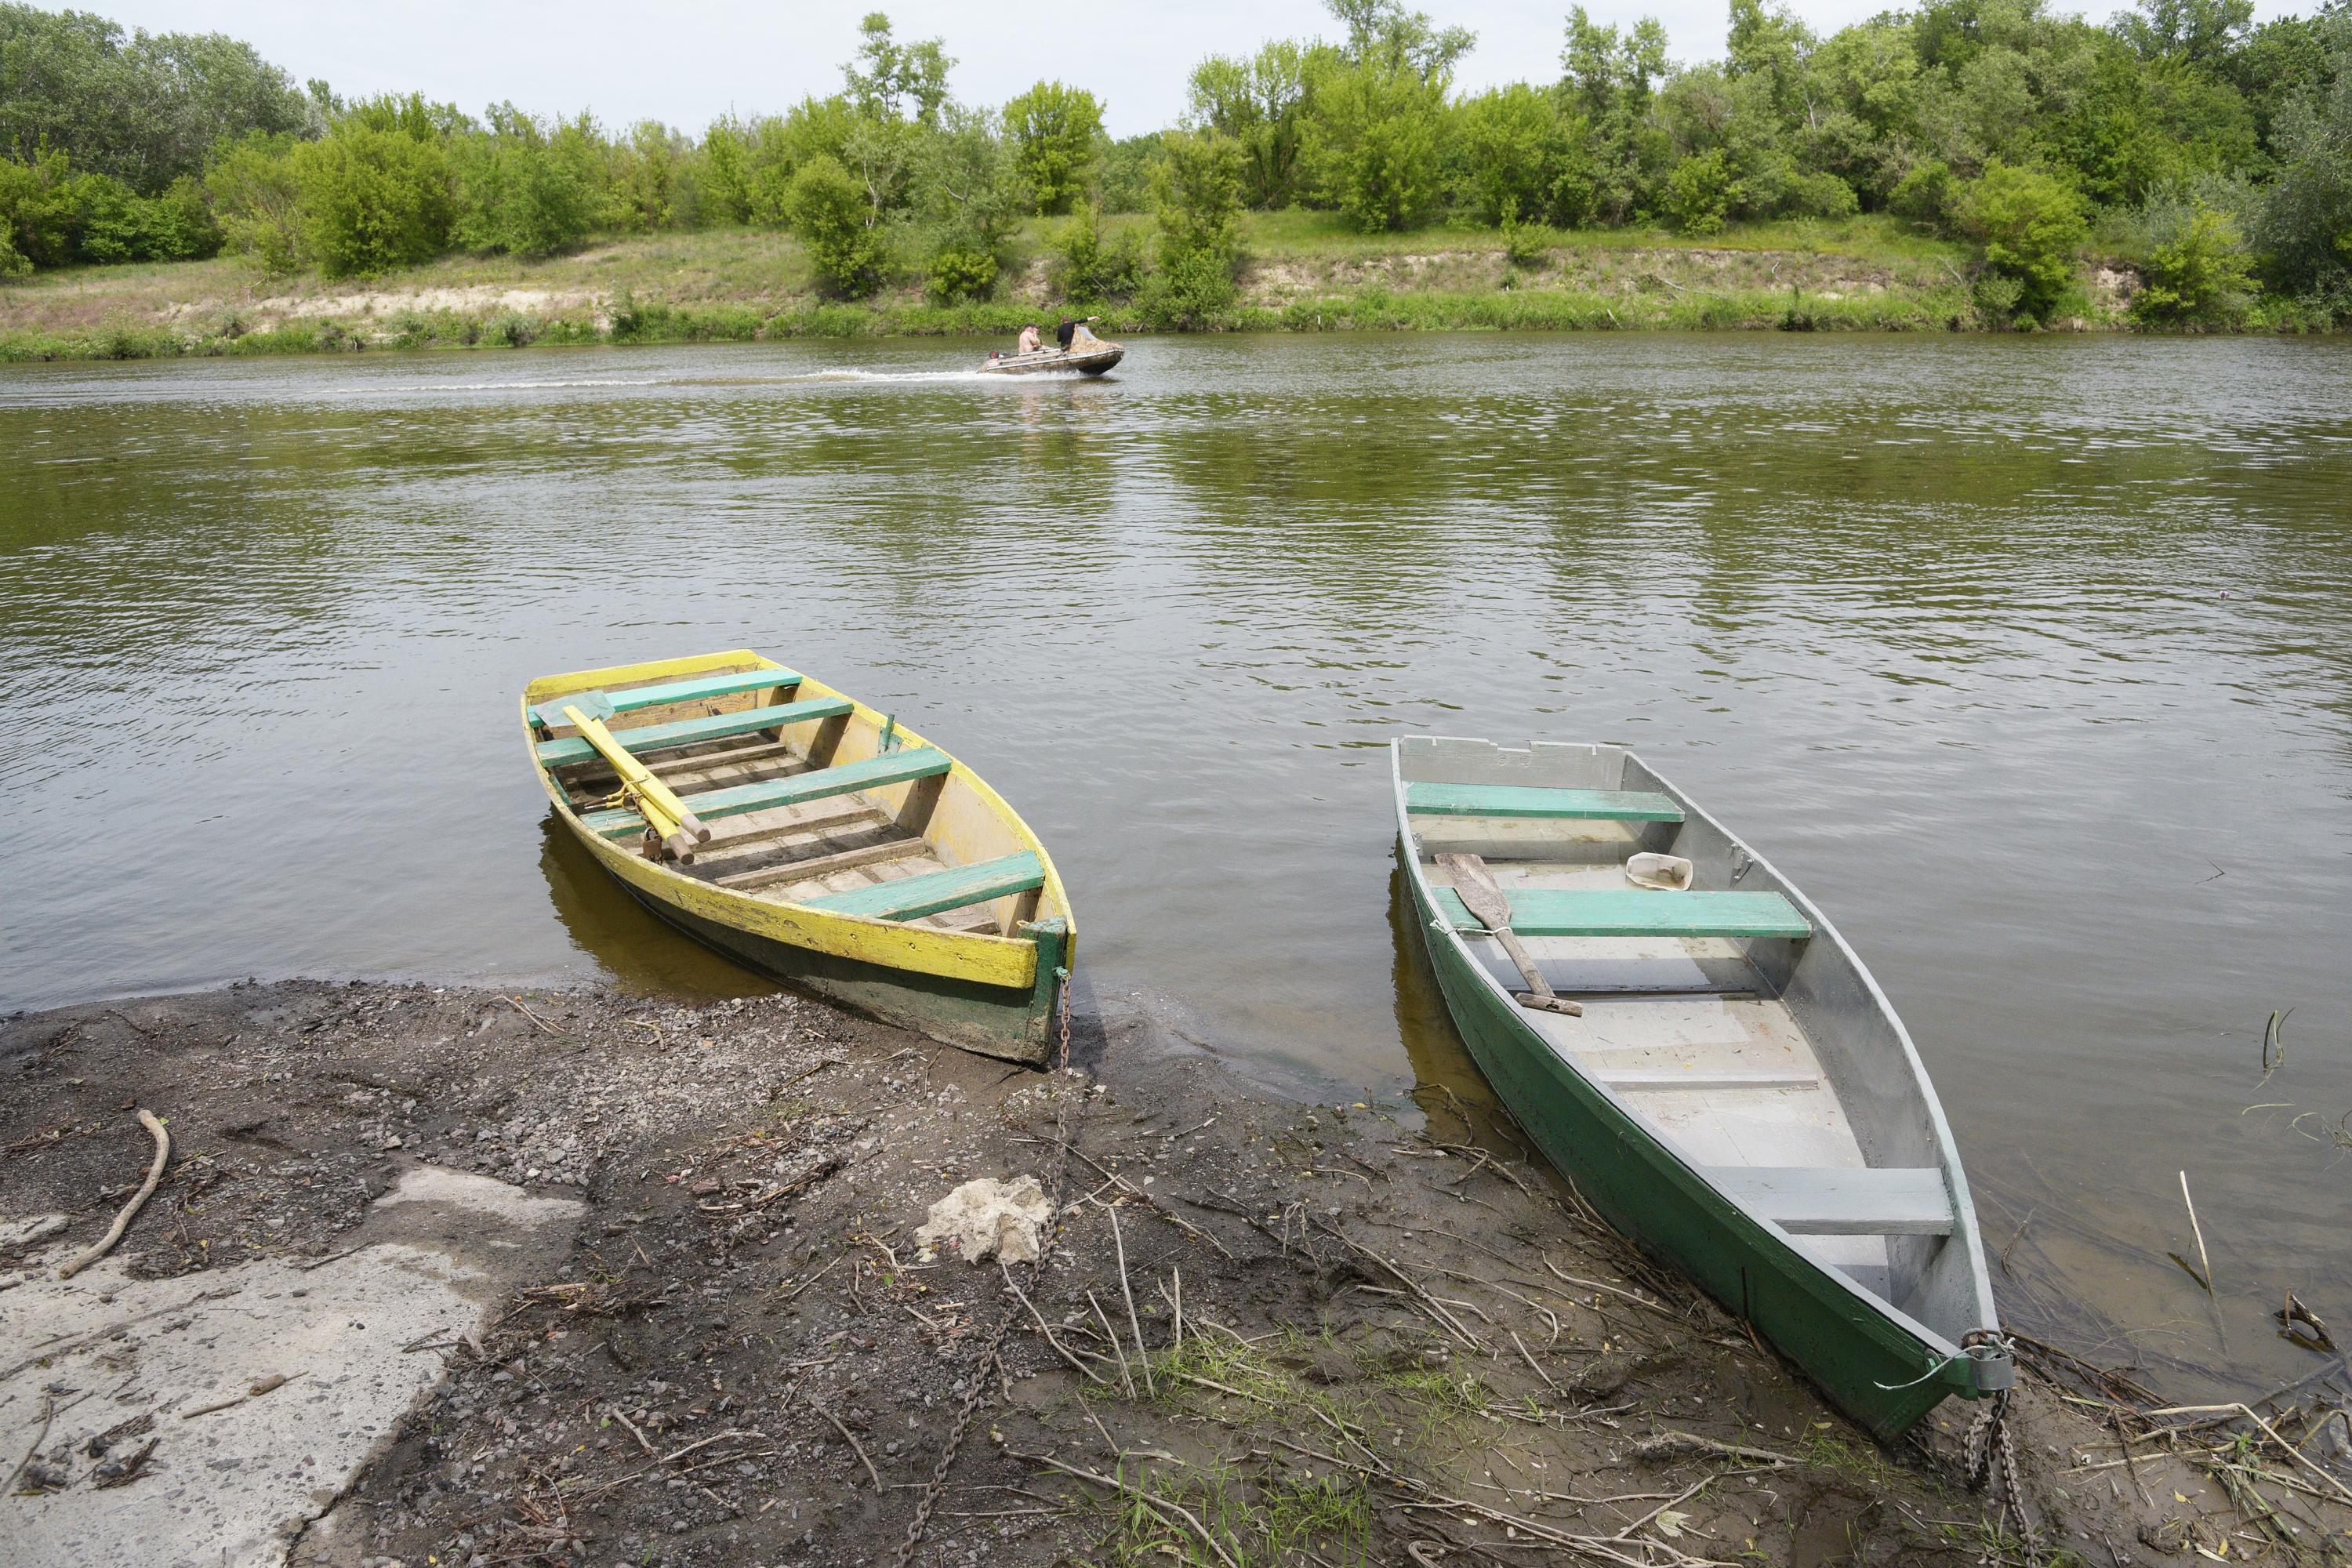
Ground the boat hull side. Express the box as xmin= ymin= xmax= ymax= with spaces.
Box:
xmin=1400 ymin=851 xmax=1964 ymax=1439
xmin=623 ymin=878 xmax=1064 ymax=1065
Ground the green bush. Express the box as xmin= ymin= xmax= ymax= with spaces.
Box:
xmin=1781 ymin=169 xmax=1860 ymax=220
xmin=1664 ymin=149 xmax=1738 ymax=235
xmin=1045 ymin=204 xmax=1143 ymax=298
xmin=1960 ymin=159 xmax=2090 ymax=322
xmin=208 ymin=132 xmax=304 ymax=272
xmin=781 ymin=153 xmax=884 ymax=296
xmin=0 ymin=147 xmax=220 ymax=267
xmin=1889 ymin=158 xmax=1957 ymax=230
xmin=1498 ymin=209 xmax=1555 ymax=267
xmin=292 ymin=125 xmax=453 ymax=278
xmin=925 ymin=243 xmax=997 ymax=302
xmin=2132 ymin=203 xmax=2259 ymax=325
xmin=1137 ymin=130 xmax=1244 ymax=328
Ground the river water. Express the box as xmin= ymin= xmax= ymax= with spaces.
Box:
xmin=2 ymin=332 xmax=2347 ymax=1401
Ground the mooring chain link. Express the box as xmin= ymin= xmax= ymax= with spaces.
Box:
xmin=891 ymin=970 xmax=1082 ymax=1568
xmin=1964 ymin=1386 xmax=2045 ymax=1561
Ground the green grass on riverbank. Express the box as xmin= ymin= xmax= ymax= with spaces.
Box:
xmin=0 ymin=210 xmax=2294 ymax=363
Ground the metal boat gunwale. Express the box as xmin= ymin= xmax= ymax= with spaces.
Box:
xmin=522 ymin=649 xmax=1074 ymax=1060
xmin=1392 ymin=735 xmax=2006 ymax=1435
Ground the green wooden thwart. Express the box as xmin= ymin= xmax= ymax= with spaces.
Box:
xmin=583 ymin=748 xmax=950 ymax=838
xmin=803 ymin=851 xmax=1045 ymax=922
xmin=536 ymin=696 xmax=851 ymax=768
xmin=1436 ymin=887 xmax=1812 ymax=940
xmin=1405 ymin=781 xmax=1684 ymax=822
xmin=532 ymin=667 xmax=801 ymax=731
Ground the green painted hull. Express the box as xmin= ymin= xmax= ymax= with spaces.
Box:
xmin=1401 ymin=856 xmax=1974 ymax=1439
xmin=631 ymin=888 xmax=1065 ymax=1066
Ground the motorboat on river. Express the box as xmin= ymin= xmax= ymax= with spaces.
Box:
xmin=980 ymin=319 xmax=1124 ymax=376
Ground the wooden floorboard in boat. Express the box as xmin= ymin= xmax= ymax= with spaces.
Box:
xmin=717 ymin=830 xmax=925 ymax=890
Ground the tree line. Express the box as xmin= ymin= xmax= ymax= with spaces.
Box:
xmin=2 ymin=0 xmax=2348 ymax=328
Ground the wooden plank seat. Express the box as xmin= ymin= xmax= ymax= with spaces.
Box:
xmin=800 ymin=851 xmax=1045 ymax=923
xmin=530 ymin=667 xmax=801 ymax=732
xmin=1595 ymin=1068 xmax=1822 ymax=1091
xmin=535 ymin=696 xmax=851 ymax=768
xmin=1706 ymin=1166 xmax=1952 ymax=1236
xmin=1435 ymin=887 xmax=1813 ymax=941
xmin=581 ymin=747 xmax=952 ymax=840
xmin=1406 ymin=782 xmax=1684 ymax=822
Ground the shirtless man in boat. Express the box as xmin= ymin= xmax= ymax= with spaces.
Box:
xmin=1014 ymin=323 xmax=1043 ymax=354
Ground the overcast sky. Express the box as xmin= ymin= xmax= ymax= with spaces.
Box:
xmin=78 ymin=0 xmax=2307 ymax=137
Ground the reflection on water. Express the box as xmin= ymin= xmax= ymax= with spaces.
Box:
xmin=2 ymin=332 xmax=2348 ymax=1404
xmin=535 ymin=818 xmax=778 ymax=1002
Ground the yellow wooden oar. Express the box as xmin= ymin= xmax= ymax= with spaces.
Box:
xmin=561 ymin=703 xmax=711 ymax=861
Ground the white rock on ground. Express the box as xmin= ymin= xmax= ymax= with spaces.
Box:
xmin=913 ymin=1174 xmax=1052 ymax=1265
xmin=1 ymin=1165 xmax=582 ymax=1568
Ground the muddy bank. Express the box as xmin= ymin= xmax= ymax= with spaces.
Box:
xmin=2 ymin=982 xmax=2326 ymax=1566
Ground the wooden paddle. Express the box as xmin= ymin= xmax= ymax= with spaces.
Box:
xmin=1436 ymin=854 xmax=1583 ymax=1017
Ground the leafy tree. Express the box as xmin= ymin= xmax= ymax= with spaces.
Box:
xmin=0 ymin=5 xmax=318 ymax=192
xmin=2252 ymin=20 xmax=2352 ymax=295
xmin=1094 ymin=133 xmax=1169 ymax=213
xmin=2131 ymin=201 xmax=2258 ymax=321
xmin=2113 ymin=0 xmax=2253 ymax=66
xmin=1326 ymin=0 xmax=1474 ymax=81
xmin=1185 ymin=42 xmax=1320 ymax=208
xmin=1563 ymin=6 xmax=1675 ymax=221
xmin=913 ymin=103 xmax=1025 ymax=267
xmin=451 ymin=107 xmax=603 ymax=258
xmin=1960 ymin=158 xmax=2090 ymax=318
xmin=0 ymin=148 xmax=87 ymax=267
xmin=844 ymin=13 xmax=952 ymax=128
xmin=292 ymin=122 xmax=455 ymax=278
xmin=1139 ymin=129 xmax=1244 ymax=327
xmin=609 ymin=121 xmax=701 ymax=233
xmin=1454 ymin=84 xmax=1597 ymax=227
xmin=1300 ymin=0 xmax=1469 ymax=231
xmin=782 ymin=152 xmax=884 ymax=295
xmin=1004 ymin=81 xmax=1102 ymax=214
xmin=1303 ymin=64 xmax=1450 ymax=230
xmin=208 ymin=132 xmax=305 ymax=271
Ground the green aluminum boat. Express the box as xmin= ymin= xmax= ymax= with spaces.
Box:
xmin=1392 ymin=735 xmax=2010 ymax=1438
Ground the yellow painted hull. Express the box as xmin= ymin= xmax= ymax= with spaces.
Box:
xmin=523 ymin=650 xmax=1074 ymax=1062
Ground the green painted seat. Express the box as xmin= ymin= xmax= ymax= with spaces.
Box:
xmin=800 ymin=851 xmax=1046 ymax=922
xmin=531 ymin=667 xmax=801 ymax=732
xmin=1404 ymin=781 xmax=1683 ymax=822
xmin=535 ymin=696 xmax=851 ymax=768
xmin=582 ymin=748 xmax=952 ymax=839
xmin=1435 ymin=887 xmax=1811 ymax=940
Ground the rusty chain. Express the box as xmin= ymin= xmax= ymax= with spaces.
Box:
xmin=889 ymin=964 xmax=1080 ymax=1568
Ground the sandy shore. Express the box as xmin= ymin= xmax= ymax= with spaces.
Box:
xmin=1 ymin=980 xmax=2311 ymax=1566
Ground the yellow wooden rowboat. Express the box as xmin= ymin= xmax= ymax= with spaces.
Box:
xmin=522 ymin=650 xmax=1073 ymax=1063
